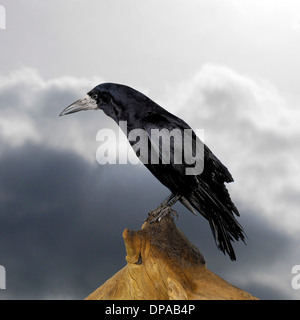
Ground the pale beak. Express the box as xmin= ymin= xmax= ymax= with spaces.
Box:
xmin=59 ymin=94 xmax=98 ymax=116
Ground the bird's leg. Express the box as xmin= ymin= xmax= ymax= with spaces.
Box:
xmin=147 ymin=193 xmax=175 ymax=217
xmin=148 ymin=194 xmax=181 ymax=223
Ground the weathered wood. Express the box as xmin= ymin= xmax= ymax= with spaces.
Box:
xmin=85 ymin=213 xmax=258 ymax=300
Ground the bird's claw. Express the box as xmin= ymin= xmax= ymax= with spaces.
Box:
xmin=148 ymin=207 xmax=178 ymax=223
xmin=145 ymin=193 xmax=180 ymax=223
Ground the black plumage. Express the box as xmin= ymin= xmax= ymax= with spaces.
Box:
xmin=60 ymin=83 xmax=245 ymax=260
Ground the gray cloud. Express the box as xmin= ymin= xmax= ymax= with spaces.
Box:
xmin=166 ymin=65 xmax=300 ymax=236
xmin=1 ymin=0 xmax=300 ymax=301
xmin=0 ymin=66 xmax=299 ymax=300
xmin=0 ymin=142 xmax=167 ymax=299
xmin=0 ymin=142 xmax=297 ymax=300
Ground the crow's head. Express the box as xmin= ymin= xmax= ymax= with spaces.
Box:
xmin=59 ymin=83 xmax=154 ymax=123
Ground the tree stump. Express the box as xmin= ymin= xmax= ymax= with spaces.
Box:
xmin=85 ymin=213 xmax=258 ymax=300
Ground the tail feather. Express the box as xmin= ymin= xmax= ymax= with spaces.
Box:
xmin=207 ymin=209 xmax=245 ymax=261
xmin=188 ymin=183 xmax=246 ymax=261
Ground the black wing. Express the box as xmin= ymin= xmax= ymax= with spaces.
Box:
xmin=139 ymin=111 xmax=245 ymax=260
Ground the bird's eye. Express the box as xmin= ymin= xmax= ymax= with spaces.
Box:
xmin=101 ymin=92 xmax=110 ymax=104
xmin=89 ymin=92 xmax=98 ymax=101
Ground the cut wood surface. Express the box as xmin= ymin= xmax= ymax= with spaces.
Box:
xmin=85 ymin=213 xmax=258 ymax=300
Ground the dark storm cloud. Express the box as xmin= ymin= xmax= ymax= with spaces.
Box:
xmin=0 ymin=142 xmax=297 ymax=299
xmin=0 ymin=142 xmax=167 ymax=299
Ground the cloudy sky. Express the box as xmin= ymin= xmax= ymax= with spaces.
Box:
xmin=0 ymin=0 xmax=300 ymax=299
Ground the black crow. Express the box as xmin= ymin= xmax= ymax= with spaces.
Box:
xmin=60 ymin=83 xmax=245 ymax=260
